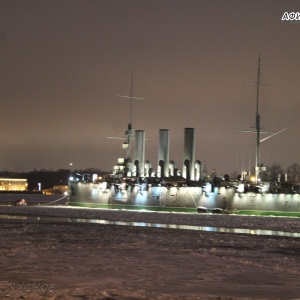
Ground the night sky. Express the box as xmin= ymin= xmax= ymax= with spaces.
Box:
xmin=0 ymin=0 xmax=299 ymax=176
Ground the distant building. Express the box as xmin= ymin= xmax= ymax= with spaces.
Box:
xmin=0 ymin=178 xmax=28 ymax=191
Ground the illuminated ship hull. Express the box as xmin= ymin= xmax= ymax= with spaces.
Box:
xmin=68 ymin=179 xmax=300 ymax=214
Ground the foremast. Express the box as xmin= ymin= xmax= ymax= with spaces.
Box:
xmin=116 ymin=72 xmax=144 ymax=177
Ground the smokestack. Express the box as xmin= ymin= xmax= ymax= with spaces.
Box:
xmin=158 ymin=129 xmax=170 ymax=178
xmin=183 ymin=128 xmax=195 ymax=180
xmin=134 ymin=130 xmax=145 ymax=177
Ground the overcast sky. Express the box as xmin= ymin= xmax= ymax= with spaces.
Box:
xmin=0 ymin=0 xmax=299 ymax=175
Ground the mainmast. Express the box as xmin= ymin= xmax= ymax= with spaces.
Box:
xmin=129 ymin=71 xmax=134 ymax=128
xmin=239 ymin=56 xmax=286 ymax=183
xmin=255 ymin=55 xmax=261 ymax=183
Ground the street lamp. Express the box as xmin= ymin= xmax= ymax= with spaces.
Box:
xmin=69 ymin=163 xmax=73 ymax=181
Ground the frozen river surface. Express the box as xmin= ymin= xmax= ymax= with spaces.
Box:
xmin=0 ymin=206 xmax=299 ymax=299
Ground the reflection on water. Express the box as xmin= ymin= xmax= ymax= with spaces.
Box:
xmin=0 ymin=214 xmax=299 ymax=238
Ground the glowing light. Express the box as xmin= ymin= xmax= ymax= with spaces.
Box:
xmin=204 ymin=183 xmax=212 ymax=193
xmin=118 ymin=158 xmax=125 ymax=164
xmin=100 ymin=182 xmax=107 ymax=189
xmin=0 ymin=178 xmax=27 ymax=182
xmin=237 ymin=183 xmax=244 ymax=193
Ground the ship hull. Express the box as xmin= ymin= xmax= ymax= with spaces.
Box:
xmin=68 ymin=182 xmax=300 ymax=214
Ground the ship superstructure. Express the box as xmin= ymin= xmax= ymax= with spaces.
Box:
xmin=68 ymin=61 xmax=300 ymax=215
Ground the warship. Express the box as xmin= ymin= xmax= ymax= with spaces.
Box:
xmin=68 ymin=59 xmax=300 ymax=215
